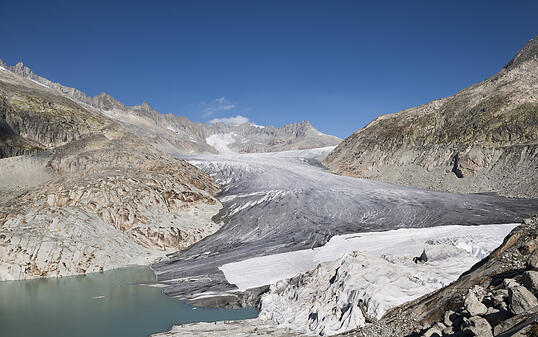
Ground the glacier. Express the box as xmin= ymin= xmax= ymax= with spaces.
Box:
xmin=151 ymin=146 xmax=538 ymax=304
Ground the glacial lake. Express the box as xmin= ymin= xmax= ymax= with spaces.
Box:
xmin=0 ymin=266 xmax=258 ymax=337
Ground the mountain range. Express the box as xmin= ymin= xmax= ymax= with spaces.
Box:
xmin=0 ymin=59 xmax=340 ymax=156
xmin=1 ymin=34 xmax=537 ymax=337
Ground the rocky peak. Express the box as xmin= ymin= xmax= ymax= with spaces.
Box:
xmin=9 ymin=61 xmax=35 ymax=78
xmin=503 ymin=36 xmax=538 ymax=72
xmin=0 ymin=59 xmax=6 ymax=68
xmin=0 ymin=57 xmax=340 ymax=154
xmin=130 ymin=100 xmax=161 ymax=121
xmin=141 ymin=101 xmax=152 ymax=109
xmin=91 ymin=92 xmax=124 ymax=111
xmin=299 ymin=120 xmax=312 ymax=127
xmin=133 ymin=101 xmax=156 ymax=113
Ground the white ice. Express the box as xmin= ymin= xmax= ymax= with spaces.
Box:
xmin=220 ymin=223 xmax=518 ymax=291
xmin=205 ymin=133 xmax=238 ymax=155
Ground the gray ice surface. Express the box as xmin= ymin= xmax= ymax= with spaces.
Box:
xmin=152 ymin=148 xmax=538 ymax=300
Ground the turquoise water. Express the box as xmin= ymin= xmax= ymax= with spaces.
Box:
xmin=0 ymin=266 xmax=258 ymax=337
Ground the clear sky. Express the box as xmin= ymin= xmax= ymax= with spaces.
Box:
xmin=1 ymin=0 xmax=536 ymax=138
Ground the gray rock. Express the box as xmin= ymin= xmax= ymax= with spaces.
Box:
xmin=493 ymin=313 xmax=538 ymax=336
xmin=423 ymin=322 xmax=444 ymax=337
xmin=512 ymin=325 xmax=533 ymax=337
xmin=441 ymin=326 xmax=454 ymax=336
xmin=522 ymin=270 xmax=538 ymax=293
xmin=485 ymin=307 xmax=499 ymax=315
xmin=529 ymin=250 xmax=538 ymax=270
xmin=465 ymin=290 xmax=488 ymax=316
xmin=492 ymin=288 xmax=509 ymax=310
xmin=414 ymin=249 xmax=429 ymax=263
xmin=508 ymin=285 xmax=538 ymax=315
xmin=503 ymin=278 xmax=519 ymax=288
xmin=443 ymin=310 xmax=457 ymax=327
xmin=519 ymin=240 xmax=537 ymax=255
xmin=462 ymin=316 xmax=493 ymax=337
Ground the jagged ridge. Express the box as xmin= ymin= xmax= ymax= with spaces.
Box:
xmin=0 ymin=59 xmax=340 ymax=155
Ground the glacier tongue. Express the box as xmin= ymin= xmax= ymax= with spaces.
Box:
xmin=151 ymin=147 xmax=538 ymax=304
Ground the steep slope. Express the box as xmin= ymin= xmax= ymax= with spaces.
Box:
xmin=1 ymin=59 xmax=340 ymax=155
xmin=323 ymin=37 xmax=538 ymax=198
xmin=0 ymin=65 xmax=222 ymax=280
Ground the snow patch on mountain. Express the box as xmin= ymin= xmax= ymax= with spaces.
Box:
xmin=250 ymin=122 xmax=265 ymax=129
xmin=29 ymin=78 xmax=49 ymax=88
xmin=205 ymin=133 xmax=237 ymax=155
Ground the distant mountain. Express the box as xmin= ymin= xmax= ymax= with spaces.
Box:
xmin=1 ymin=60 xmax=340 ymax=155
xmin=323 ymin=37 xmax=538 ymax=198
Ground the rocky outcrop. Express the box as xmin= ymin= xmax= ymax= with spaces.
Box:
xmin=0 ymin=69 xmax=109 ymax=158
xmin=337 ymin=215 xmax=538 ymax=337
xmin=0 ymin=64 xmax=222 ymax=280
xmin=323 ymin=37 xmax=538 ymax=198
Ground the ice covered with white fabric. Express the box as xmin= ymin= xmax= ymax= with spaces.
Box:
xmin=220 ymin=224 xmax=517 ymax=335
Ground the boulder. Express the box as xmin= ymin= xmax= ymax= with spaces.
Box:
xmin=503 ymin=278 xmax=519 ymax=288
xmin=493 ymin=312 xmax=538 ymax=335
xmin=462 ymin=316 xmax=493 ymax=337
xmin=465 ymin=290 xmax=488 ymax=316
xmin=508 ymin=285 xmax=538 ymax=315
xmin=441 ymin=326 xmax=454 ymax=336
xmin=485 ymin=307 xmax=498 ymax=315
xmin=443 ymin=310 xmax=461 ymax=327
xmin=522 ymin=270 xmax=538 ymax=293
xmin=423 ymin=322 xmax=445 ymax=337
xmin=413 ymin=249 xmax=428 ymax=264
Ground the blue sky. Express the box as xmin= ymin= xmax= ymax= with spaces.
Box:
xmin=1 ymin=0 xmax=536 ymax=138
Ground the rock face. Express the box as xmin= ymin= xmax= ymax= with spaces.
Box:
xmin=508 ymin=284 xmax=538 ymax=315
xmin=337 ymin=215 xmax=538 ymax=337
xmin=0 ymin=63 xmax=222 ymax=280
xmin=2 ymin=60 xmax=340 ymax=156
xmin=323 ymin=37 xmax=538 ymax=198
